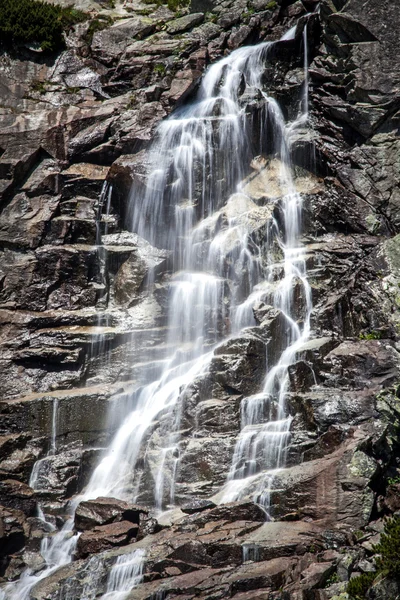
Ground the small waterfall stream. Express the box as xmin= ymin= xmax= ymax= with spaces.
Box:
xmin=0 ymin=22 xmax=313 ymax=600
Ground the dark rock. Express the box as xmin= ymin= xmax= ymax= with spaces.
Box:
xmin=382 ymin=483 xmax=400 ymax=513
xmin=181 ymin=499 xmax=217 ymax=514
xmin=76 ymin=520 xmax=139 ymax=559
xmin=188 ymin=501 xmax=266 ymax=525
xmin=0 ymin=505 xmax=26 ymax=558
xmin=0 ymin=480 xmax=36 ymax=516
xmin=74 ymin=497 xmax=148 ymax=532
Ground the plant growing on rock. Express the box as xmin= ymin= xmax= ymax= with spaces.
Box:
xmin=30 ymin=79 xmax=48 ymax=94
xmin=387 ymin=476 xmax=400 ymax=485
xmin=374 ymin=516 xmax=400 ymax=576
xmin=84 ymin=15 xmax=114 ymax=44
xmin=347 ymin=517 xmax=400 ymax=598
xmin=347 ymin=572 xmax=376 ymax=599
xmin=154 ymin=63 xmax=166 ymax=75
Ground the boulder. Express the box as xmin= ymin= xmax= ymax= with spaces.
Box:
xmin=76 ymin=520 xmax=139 ymax=558
xmin=74 ymin=497 xmax=148 ymax=532
xmin=166 ymin=13 xmax=204 ymax=35
xmin=0 ymin=480 xmax=36 ymax=516
xmin=181 ymin=499 xmax=216 ymax=514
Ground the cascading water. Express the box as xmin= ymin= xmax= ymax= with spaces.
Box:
xmin=1 ymin=22 xmax=313 ymax=599
xmin=82 ymin=41 xmax=281 ymax=508
xmin=101 ymin=549 xmax=145 ymax=600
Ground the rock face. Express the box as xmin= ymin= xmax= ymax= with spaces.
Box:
xmin=0 ymin=0 xmax=400 ymax=598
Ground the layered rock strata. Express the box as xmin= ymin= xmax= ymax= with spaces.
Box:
xmin=0 ymin=0 xmax=400 ymax=598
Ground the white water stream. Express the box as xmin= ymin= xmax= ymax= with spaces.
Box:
xmin=1 ymin=22 xmax=312 ymax=599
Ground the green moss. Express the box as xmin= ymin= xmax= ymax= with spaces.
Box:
xmin=126 ymin=93 xmax=136 ymax=109
xmin=325 ymin=572 xmax=340 ymax=587
xmin=65 ymin=86 xmax=80 ymax=94
xmin=31 ymin=79 xmax=48 ymax=94
xmin=205 ymin=11 xmax=217 ymax=22
xmin=167 ymin=0 xmax=190 ymax=11
xmin=266 ymin=0 xmax=277 ymax=8
xmin=359 ymin=331 xmax=382 ymax=340
xmin=0 ymin=0 xmax=87 ymax=53
xmin=153 ymin=63 xmax=166 ymax=74
xmin=347 ymin=573 xmax=376 ymax=599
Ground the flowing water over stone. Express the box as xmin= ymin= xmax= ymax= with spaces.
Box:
xmin=1 ymin=25 xmax=312 ymax=599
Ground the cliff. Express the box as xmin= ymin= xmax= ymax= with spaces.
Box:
xmin=0 ymin=0 xmax=399 ymax=598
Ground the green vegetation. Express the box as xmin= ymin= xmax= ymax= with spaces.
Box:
xmin=347 ymin=517 xmax=400 ymax=598
xmin=354 ymin=529 xmax=365 ymax=540
xmin=205 ymin=11 xmax=217 ymax=23
xmin=347 ymin=572 xmax=376 ymax=599
xmin=142 ymin=0 xmax=190 ymax=12
xmin=325 ymin=572 xmax=340 ymax=587
xmin=0 ymin=0 xmax=87 ymax=52
xmin=84 ymin=15 xmax=113 ymax=44
xmin=153 ymin=63 xmax=166 ymax=75
xmin=266 ymin=0 xmax=277 ymax=8
xmin=374 ymin=516 xmax=400 ymax=576
xmin=388 ymin=476 xmax=400 ymax=485
xmin=126 ymin=93 xmax=136 ymax=109
xmin=359 ymin=331 xmax=382 ymax=340
xmin=31 ymin=79 xmax=48 ymax=94
xmin=65 ymin=86 xmax=80 ymax=94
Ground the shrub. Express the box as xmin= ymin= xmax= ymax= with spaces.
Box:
xmin=347 ymin=572 xmax=376 ymax=599
xmin=387 ymin=476 xmax=400 ymax=485
xmin=374 ymin=516 xmax=400 ymax=577
xmin=0 ymin=0 xmax=87 ymax=53
xmin=347 ymin=517 xmax=400 ymax=598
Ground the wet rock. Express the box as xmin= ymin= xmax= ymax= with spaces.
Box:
xmin=76 ymin=520 xmax=139 ymax=559
xmin=75 ymin=497 xmax=148 ymax=531
xmin=0 ymin=193 xmax=60 ymax=249
xmin=0 ymin=505 xmax=26 ymax=559
xmin=163 ymin=68 xmax=201 ymax=106
xmin=30 ymin=449 xmax=82 ymax=498
xmin=181 ymin=499 xmax=216 ymax=514
xmin=322 ymin=340 xmax=400 ymax=390
xmin=211 ymin=333 xmax=267 ymax=395
xmin=187 ymin=501 xmax=266 ymax=525
xmin=0 ymin=480 xmax=36 ymax=516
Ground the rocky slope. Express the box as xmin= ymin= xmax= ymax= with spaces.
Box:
xmin=0 ymin=0 xmax=400 ymax=598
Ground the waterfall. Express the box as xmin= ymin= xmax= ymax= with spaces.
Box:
xmin=1 ymin=23 xmax=312 ymax=599
xmin=302 ymin=22 xmax=309 ymax=120
xmin=101 ymin=549 xmax=145 ymax=600
xmin=82 ymin=40 xmax=280 ymax=507
xmin=219 ymin=69 xmax=312 ymax=513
